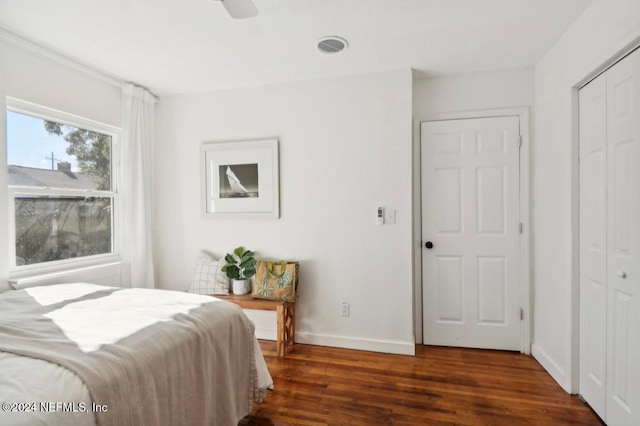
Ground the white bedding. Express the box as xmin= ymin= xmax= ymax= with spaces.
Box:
xmin=0 ymin=351 xmax=95 ymax=426
xmin=0 ymin=283 xmax=272 ymax=426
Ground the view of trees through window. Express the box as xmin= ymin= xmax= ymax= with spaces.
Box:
xmin=7 ymin=110 xmax=114 ymax=266
xmin=42 ymin=120 xmax=112 ymax=191
xmin=15 ymin=196 xmax=112 ymax=265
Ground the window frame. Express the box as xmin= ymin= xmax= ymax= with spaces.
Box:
xmin=6 ymin=97 xmax=122 ymax=276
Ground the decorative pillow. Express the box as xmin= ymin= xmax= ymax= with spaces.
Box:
xmin=188 ymin=253 xmax=229 ymax=295
xmin=252 ymin=260 xmax=299 ymax=302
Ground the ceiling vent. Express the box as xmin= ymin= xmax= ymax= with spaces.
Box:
xmin=317 ymin=36 xmax=349 ymax=54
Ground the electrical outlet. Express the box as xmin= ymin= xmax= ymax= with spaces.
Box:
xmin=341 ymin=302 xmax=350 ymax=317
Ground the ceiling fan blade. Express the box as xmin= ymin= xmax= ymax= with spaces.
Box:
xmin=221 ymin=0 xmax=258 ymax=19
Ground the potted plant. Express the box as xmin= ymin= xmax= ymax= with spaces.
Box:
xmin=221 ymin=246 xmax=257 ymax=295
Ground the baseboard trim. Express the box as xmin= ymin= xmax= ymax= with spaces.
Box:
xmin=532 ymin=343 xmax=570 ymax=392
xmin=295 ymin=332 xmax=415 ymax=356
xmin=254 ymin=328 xmax=276 ymax=341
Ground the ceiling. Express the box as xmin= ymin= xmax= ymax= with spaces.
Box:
xmin=0 ymin=0 xmax=593 ymax=96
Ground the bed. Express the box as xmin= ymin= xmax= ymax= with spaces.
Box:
xmin=0 ymin=283 xmax=272 ymax=426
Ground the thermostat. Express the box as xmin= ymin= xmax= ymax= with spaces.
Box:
xmin=377 ymin=207 xmax=385 ymax=225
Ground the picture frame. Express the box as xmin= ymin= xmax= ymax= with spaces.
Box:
xmin=201 ymin=138 xmax=279 ymax=219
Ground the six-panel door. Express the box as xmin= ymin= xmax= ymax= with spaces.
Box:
xmin=421 ymin=116 xmax=521 ymax=351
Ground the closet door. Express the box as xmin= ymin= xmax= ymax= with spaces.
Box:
xmin=579 ymin=72 xmax=607 ymax=420
xmin=605 ymin=48 xmax=640 ymax=426
xmin=580 ymin=47 xmax=640 ymax=426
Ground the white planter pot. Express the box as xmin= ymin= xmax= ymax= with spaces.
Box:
xmin=232 ymin=279 xmax=251 ymax=295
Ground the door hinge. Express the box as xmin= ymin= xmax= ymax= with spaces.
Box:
xmin=520 ymin=308 xmax=524 ymax=320
xmin=518 ymin=135 xmax=523 ymax=147
xmin=519 ymin=222 xmax=523 ymax=234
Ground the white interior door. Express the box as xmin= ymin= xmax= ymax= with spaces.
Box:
xmin=579 ymin=70 xmax=608 ymax=419
xmin=421 ymin=116 xmax=521 ymax=351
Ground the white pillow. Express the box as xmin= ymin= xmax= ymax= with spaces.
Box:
xmin=188 ymin=253 xmax=229 ymax=295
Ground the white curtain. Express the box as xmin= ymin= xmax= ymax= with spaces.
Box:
xmin=120 ymin=84 xmax=156 ymax=288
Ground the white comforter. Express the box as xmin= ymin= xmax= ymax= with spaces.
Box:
xmin=0 ymin=283 xmax=272 ymax=426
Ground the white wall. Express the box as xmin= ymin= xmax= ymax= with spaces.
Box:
xmin=413 ymin=68 xmax=534 ymax=117
xmin=0 ymin=36 xmax=122 ymax=292
xmin=154 ymin=70 xmax=415 ymax=354
xmin=533 ymin=0 xmax=640 ymax=393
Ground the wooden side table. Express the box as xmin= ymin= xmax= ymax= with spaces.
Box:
xmin=215 ymin=293 xmax=295 ymax=357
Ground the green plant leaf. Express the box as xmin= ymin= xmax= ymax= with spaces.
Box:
xmin=243 ymin=266 xmax=256 ymax=278
xmin=224 ymin=265 xmax=241 ymax=279
xmin=233 ymin=246 xmax=245 ymax=257
xmin=239 ymin=257 xmax=255 ymax=269
xmin=241 ymin=250 xmax=254 ymax=262
xmin=224 ymin=253 xmax=237 ymax=264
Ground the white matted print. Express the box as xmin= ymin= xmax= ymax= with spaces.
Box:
xmin=202 ymin=139 xmax=279 ymax=218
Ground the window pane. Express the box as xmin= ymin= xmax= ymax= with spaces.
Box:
xmin=15 ymin=196 xmax=112 ymax=266
xmin=7 ymin=111 xmax=112 ymax=191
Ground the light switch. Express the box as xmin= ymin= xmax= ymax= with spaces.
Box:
xmin=385 ymin=209 xmax=396 ymax=224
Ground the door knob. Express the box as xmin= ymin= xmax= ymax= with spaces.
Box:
xmin=425 ymin=241 xmax=434 ymax=249
xmin=619 ymin=271 xmax=627 ymax=279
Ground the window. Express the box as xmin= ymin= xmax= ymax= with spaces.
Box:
xmin=6 ymin=99 xmax=119 ymax=269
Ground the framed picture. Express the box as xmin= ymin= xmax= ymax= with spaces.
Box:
xmin=201 ymin=138 xmax=279 ymax=219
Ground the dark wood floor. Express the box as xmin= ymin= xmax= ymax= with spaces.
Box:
xmin=241 ymin=341 xmax=604 ymax=426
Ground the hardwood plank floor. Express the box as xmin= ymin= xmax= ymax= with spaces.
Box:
xmin=241 ymin=341 xmax=604 ymax=426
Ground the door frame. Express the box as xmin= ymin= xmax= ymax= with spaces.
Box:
xmin=412 ymin=107 xmax=531 ymax=354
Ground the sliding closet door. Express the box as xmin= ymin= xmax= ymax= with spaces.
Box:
xmin=580 ymin=47 xmax=640 ymax=426
xmin=579 ymin=72 xmax=607 ymax=420
xmin=605 ymin=48 xmax=640 ymax=426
